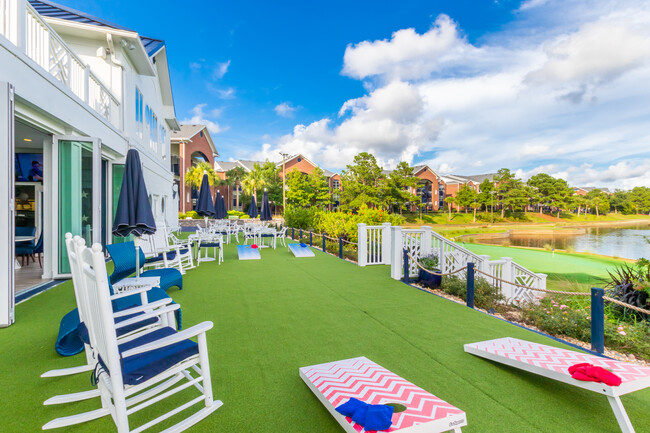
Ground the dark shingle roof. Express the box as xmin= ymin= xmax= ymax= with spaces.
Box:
xmin=28 ymin=0 xmax=164 ymax=56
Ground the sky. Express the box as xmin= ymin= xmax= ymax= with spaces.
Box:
xmin=60 ymin=0 xmax=650 ymax=189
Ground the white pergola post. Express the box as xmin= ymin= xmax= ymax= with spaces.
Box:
xmin=0 ymin=82 xmax=15 ymax=327
xmin=390 ymin=226 xmax=403 ymax=280
xmin=381 ymin=222 xmax=391 ymax=265
xmin=357 ymin=223 xmax=367 ymax=267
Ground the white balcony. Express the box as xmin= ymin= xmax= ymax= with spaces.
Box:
xmin=0 ymin=0 xmax=121 ymax=130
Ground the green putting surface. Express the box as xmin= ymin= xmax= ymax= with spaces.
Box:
xmin=463 ymin=243 xmax=626 ymax=288
xmin=1 ymin=242 xmax=649 ymax=432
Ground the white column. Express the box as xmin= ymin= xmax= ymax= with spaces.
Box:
xmin=357 ymin=223 xmax=367 ymax=267
xmin=390 ymin=226 xmax=403 ymax=280
xmin=420 ymin=225 xmax=432 ymax=258
xmin=478 ymin=254 xmax=490 ymax=278
xmin=15 ymin=0 xmax=26 ymax=51
xmin=381 ymin=222 xmax=391 ymax=265
xmin=537 ymin=273 xmax=547 ymax=292
xmin=0 ymin=82 xmax=15 ymax=327
xmin=501 ymin=257 xmax=514 ymax=301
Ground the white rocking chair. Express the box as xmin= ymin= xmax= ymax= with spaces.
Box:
xmin=43 ymin=241 xmax=222 ymax=432
xmin=41 ymin=235 xmax=179 ymax=414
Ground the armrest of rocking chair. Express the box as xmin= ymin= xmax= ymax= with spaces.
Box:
xmin=112 ymin=298 xmax=174 ymax=319
xmin=110 ymin=284 xmax=155 ymax=300
xmin=114 ymin=304 xmax=181 ymax=330
xmin=121 ymin=321 xmax=214 ymax=358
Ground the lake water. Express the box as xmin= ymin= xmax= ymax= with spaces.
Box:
xmin=474 ymin=224 xmax=650 ymax=260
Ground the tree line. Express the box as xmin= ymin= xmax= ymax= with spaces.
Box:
xmin=182 ymin=153 xmax=650 ymax=216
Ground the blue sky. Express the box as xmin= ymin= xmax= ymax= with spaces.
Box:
xmin=60 ymin=0 xmax=650 ymax=188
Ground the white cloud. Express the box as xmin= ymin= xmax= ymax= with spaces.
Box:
xmin=342 ymin=14 xmax=475 ymax=81
xmin=181 ymin=103 xmax=226 ymax=135
xmin=246 ymin=1 xmax=650 ymax=189
xmin=212 ymin=60 xmax=231 ymax=80
xmin=274 ymin=102 xmax=297 ymax=118
xmin=208 ymin=85 xmax=236 ymax=100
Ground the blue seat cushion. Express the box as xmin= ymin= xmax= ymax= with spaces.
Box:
xmin=261 ymin=234 xmax=274 ymax=238
xmin=110 ymin=327 xmax=199 ymax=386
xmin=200 ymin=243 xmax=220 ymax=248
xmin=141 ymin=268 xmax=183 ymax=292
xmin=145 ymin=254 xmax=165 ymax=264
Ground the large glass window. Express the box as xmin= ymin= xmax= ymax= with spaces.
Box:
xmin=58 ymin=140 xmax=94 ymax=274
xmin=135 ymin=88 xmax=143 ymax=137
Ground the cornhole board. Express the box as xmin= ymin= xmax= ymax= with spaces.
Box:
xmin=464 ymin=337 xmax=650 ymax=433
xmin=299 ymin=357 xmax=467 ymax=433
xmin=288 ymin=243 xmax=315 ymax=257
xmin=237 ymin=245 xmax=261 ymax=260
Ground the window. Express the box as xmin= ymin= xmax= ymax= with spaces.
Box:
xmin=332 ymin=179 xmax=340 ymax=190
xmin=199 ymin=130 xmax=204 ymax=138
xmin=135 ymin=88 xmax=143 ymax=137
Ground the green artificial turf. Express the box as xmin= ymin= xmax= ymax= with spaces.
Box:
xmin=463 ymin=243 xmax=627 ymax=290
xmin=1 ymin=242 xmax=649 ymax=432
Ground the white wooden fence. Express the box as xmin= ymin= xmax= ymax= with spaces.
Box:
xmin=358 ymin=223 xmax=547 ymax=303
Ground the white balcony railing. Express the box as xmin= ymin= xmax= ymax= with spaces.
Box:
xmin=1 ymin=0 xmax=122 ymax=130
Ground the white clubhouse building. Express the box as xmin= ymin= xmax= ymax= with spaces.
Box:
xmin=0 ymin=0 xmax=179 ymax=325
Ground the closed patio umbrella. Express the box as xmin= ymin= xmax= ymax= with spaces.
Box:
xmin=112 ymin=149 xmax=156 ymax=277
xmin=260 ymin=189 xmax=272 ymax=221
xmin=214 ymin=191 xmax=225 ymax=219
xmin=247 ymin=194 xmax=258 ymax=219
xmin=219 ymin=193 xmax=227 ymax=219
xmin=195 ymin=172 xmax=216 ymax=227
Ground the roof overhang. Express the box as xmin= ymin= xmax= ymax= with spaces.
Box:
xmin=44 ymin=17 xmax=157 ymax=76
xmin=166 ymin=118 xmax=180 ymax=131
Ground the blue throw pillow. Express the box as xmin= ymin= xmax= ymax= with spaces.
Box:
xmin=336 ymin=397 xmax=365 ymax=418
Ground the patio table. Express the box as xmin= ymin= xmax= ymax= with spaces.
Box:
xmin=15 ymin=235 xmax=37 ymax=269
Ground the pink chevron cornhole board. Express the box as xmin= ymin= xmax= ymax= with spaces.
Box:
xmin=299 ymin=357 xmax=467 ymax=433
xmin=465 ymin=337 xmax=650 ymax=433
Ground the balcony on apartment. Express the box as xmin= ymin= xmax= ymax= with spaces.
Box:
xmin=0 ymin=0 xmax=122 ymax=130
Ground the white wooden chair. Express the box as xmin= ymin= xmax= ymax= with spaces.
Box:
xmin=197 ymin=233 xmax=224 ymax=265
xmin=43 ymin=241 xmax=222 ymax=432
xmin=41 ymin=235 xmax=179 ymax=420
xmin=275 ymin=227 xmax=288 ymax=247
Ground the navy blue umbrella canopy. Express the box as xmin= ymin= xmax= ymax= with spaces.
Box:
xmin=247 ymin=194 xmax=258 ymax=218
xmin=195 ymin=173 xmax=216 ymax=217
xmin=219 ymin=194 xmax=227 ymax=219
xmin=260 ymin=190 xmax=272 ymax=221
xmin=214 ymin=191 xmax=226 ymax=219
xmin=112 ymin=149 xmax=156 ymax=238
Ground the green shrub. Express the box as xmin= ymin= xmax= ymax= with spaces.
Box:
xmin=179 ymin=211 xmax=200 ymax=219
xmin=440 ymin=275 xmax=504 ymax=311
xmin=227 ymin=210 xmax=247 ymax=218
xmin=522 ymin=296 xmax=650 ymax=360
xmin=283 ymin=206 xmax=320 ymax=230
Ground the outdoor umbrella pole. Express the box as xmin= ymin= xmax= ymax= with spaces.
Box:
xmin=134 ymin=235 xmax=141 ymax=278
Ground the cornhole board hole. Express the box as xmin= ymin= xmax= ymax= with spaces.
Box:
xmin=288 ymin=243 xmax=315 ymax=258
xmin=299 ymin=357 xmax=467 ymax=433
xmin=464 ymin=337 xmax=650 ymax=433
xmin=237 ymin=245 xmax=261 ymax=260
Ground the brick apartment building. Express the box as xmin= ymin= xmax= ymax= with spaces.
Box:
xmin=170 ymin=125 xmax=219 ymax=213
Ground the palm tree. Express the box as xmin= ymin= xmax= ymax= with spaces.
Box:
xmin=225 ymin=166 xmax=246 ymax=210
xmin=444 ymin=196 xmax=456 ymax=221
xmin=242 ymin=162 xmax=266 ymax=202
xmin=185 ymin=162 xmax=219 ymax=190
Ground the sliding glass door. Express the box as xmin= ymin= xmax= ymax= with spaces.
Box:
xmin=55 ymin=137 xmax=100 ymax=275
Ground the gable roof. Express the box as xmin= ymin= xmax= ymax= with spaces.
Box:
xmin=452 ymin=173 xmax=498 ymax=184
xmin=29 ymin=0 xmax=164 ymax=56
xmin=171 ymin=124 xmax=218 ymax=157
xmin=214 ymin=161 xmax=242 ymax=172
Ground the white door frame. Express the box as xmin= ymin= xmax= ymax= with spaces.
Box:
xmin=0 ymin=82 xmax=16 ymax=327
xmin=51 ymin=135 xmax=102 ymax=277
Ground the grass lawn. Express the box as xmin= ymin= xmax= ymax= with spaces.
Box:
xmin=1 ymin=242 xmax=649 ymax=432
xmin=463 ymin=243 xmax=627 ymax=291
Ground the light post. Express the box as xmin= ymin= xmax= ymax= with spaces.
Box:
xmin=490 ymin=191 xmax=495 ymax=223
xmin=279 ymin=152 xmax=289 ymax=211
